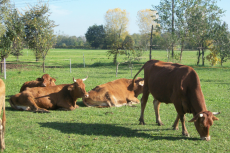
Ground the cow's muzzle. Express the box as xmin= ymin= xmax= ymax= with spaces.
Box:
xmin=84 ymin=93 xmax=89 ymax=98
xmin=201 ymin=136 xmax=210 ymax=141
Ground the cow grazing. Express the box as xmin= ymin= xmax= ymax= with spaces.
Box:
xmin=83 ymin=78 xmax=144 ymax=107
xmin=0 ymin=79 xmax=6 ymax=151
xmin=20 ymin=74 xmax=56 ymax=92
xmin=132 ymin=59 xmax=220 ymax=141
xmin=9 ymin=76 xmax=89 ymax=113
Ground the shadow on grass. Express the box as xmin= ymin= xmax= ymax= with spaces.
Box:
xmin=38 ymin=121 xmax=199 ymax=141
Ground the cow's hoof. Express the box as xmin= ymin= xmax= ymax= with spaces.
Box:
xmin=34 ymin=110 xmax=50 ymax=113
xmin=139 ymin=122 xmax=145 ymax=125
xmin=182 ymin=132 xmax=190 ymax=137
xmin=157 ymin=122 xmax=164 ymax=126
xmin=173 ymin=127 xmax=179 ymax=130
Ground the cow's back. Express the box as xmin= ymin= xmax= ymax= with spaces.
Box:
xmin=147 ymin=61 xmax=196 ymax=103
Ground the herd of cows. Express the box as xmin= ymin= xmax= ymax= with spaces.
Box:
xmin=0 ymin=59 xmax=221 ymax=150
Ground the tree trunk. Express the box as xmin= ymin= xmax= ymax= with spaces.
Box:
xmin=43 ymin=59 xmax=45 ymax=73
xmin=171 ymin=0 xmax=174 ymax=59
xmin=1 ymin=58 xmax=3 ymax=74
xmin=116 ymin=62 xmax=120 ymax=77
xmin=197 ymin=49 xmax=201 ymax=65
xmin=113 ymin=50 xmax=118 ymax=64
xmin=202 ymin=48 xmax=205 ymax=66
xmin=180 ymin=40 xmax=184 ymax=61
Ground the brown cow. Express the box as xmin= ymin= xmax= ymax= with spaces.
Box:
xmin=132 ymin=59 xmax=220 ymax=141
xmin=0 ymin=79 xmax=6 ymax=151
xmin=20 ymin=74 xmax=56 ymax=92
xmin=83 ymin=78 xmax=144 ymax=107
xmin=9 ymin=76 xmax=89 ymax=113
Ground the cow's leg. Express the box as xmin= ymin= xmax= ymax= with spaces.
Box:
xmin=26 ymin=96 xmax=50 ymax=113
xmin=172 ymin=114 xmax=180 ymax=130
xmin=57 ymin=102 xmax=77 ymax=111
xmin=173 ymin=103 xmax=189 ymax=137
xmin=153 ymin=99 xmax=163 ymax=126
xmin=139 ymin=85 xmax=149 ymax=125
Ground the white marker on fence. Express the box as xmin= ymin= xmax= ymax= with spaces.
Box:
xmin=70 ymin=59 xmax=71 ymax=73
xmin=4 ymin=58 xmax=6 ymax=79
xmin=83 ymin=54 xmax=85 ymax=68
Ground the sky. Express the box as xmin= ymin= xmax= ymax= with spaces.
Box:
xmin=13 ymin=0 xmax=230 ymax=37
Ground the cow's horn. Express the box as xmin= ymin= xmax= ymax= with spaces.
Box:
xmin=73 ymin=77 xmax=77 ymax=82
xmin=199 ymin=114 xmax=204 ymax=117
xmin=82 ymin=76 xmax=88 ymax=81
xmin=212 ymin=112 xmax=220 ymax=115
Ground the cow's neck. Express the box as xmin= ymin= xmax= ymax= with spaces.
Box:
xmin=189 ymin=88 xmax=208 ymax=116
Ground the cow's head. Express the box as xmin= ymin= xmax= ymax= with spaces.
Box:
xmin=133 ymin=77 xmax=144 ymax=97
xmin=69 ymin=76 xmax=89 ymax=98
xmin=36 ymin=74 xmax=56 ymax=87
xmin=189 ymin=111 xmax=220 ymax=141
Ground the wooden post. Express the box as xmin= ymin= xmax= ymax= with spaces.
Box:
xmin=150 ymin=25 xmax=153 ymax=60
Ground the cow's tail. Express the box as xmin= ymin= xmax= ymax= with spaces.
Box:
xmin=132 ymin=64 xmax=146 ymax=89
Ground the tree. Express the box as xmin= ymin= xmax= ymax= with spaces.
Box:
xmin=136 ymin=9 xmax=159 ymax=50
xmin=105 ymin=8 xmax=129 ymax=64
xmin=85 ymin=24 xmax=105 ymax=49
xmin=104 ymin=8 xmax=129 ymax=40
xmin=10 ymin=9 xmax=25 ymax=61
xmin=153 ymin=0 xmax=177 ymax=59
xmin=208 ymin=22 xmax=230 ymax=66
xmin=185 ymin=0 xmax=225 ymax=65
xmin=23 ymin=2 xmax=56 ymax=72
xmin=0 ymin=0 xmax=13 ymax=73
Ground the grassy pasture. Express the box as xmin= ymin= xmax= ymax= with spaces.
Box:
xmin=1 ymin=49 xmax=230 ymax=152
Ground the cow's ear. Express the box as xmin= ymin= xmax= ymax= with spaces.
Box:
xmin=52 ymin=78 xmax=56 ymax=82
xmin=68 ymin=85 xmax=75 ymax=91
xmin=139 ymin=81 xmax=144 ymax=86
xmin=212 ymin=116 xmax=219 ymax=121
xmin=36 ymin=78 xmax=42 ymax=81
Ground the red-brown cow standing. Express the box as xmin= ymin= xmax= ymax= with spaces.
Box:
xmin=0 ymin=79 xmax=6 ymax=151
xmin=83 ymin=78 xmax=144 ymax=107
xmin=20 ymin=74 xmax=56 ymax=92
xmin=132 ymin=59 xmax=220 ymax=141
xmin=9 ymin=77 xmax=89 ymax=113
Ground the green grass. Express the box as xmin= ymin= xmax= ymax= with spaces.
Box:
xmin=1 ymin=49 xmax=230 ymax=152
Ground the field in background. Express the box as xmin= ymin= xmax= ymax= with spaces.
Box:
xmin=1 ymin=49 xmax=230 ymax=152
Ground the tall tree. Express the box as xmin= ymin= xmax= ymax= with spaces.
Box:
xmin=208 ymin=22 xmax=230 ymax=66
xmin=0 ymin=0 xmax=13 ymax=73
xmin=186 ymin=0 xmax=225 ymax=65
xmin=153 ymin=0 xmax=177 ymax=59
xmin=10 ymin=9 xmax=25 ymax=61
xmin=23 ymin=2 xmax=56 ymax=72
xmin=136 ymin=9 xmax=159 ymax=50
xmin=105 ymin=8 xmax=129 ymax=64
xmin=85 ymin=24 xmax=105 ymax=49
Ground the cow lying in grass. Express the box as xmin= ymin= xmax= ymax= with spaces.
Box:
xmin=10 ymin=76 xmax=88 ymax=113
xmin=20 ymin=74 xmax=56 ymax=92
xmin=0 ymin=79 xmax=6 ymax=151
xmin=83 ymin=78 xmax=144 ymax=107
